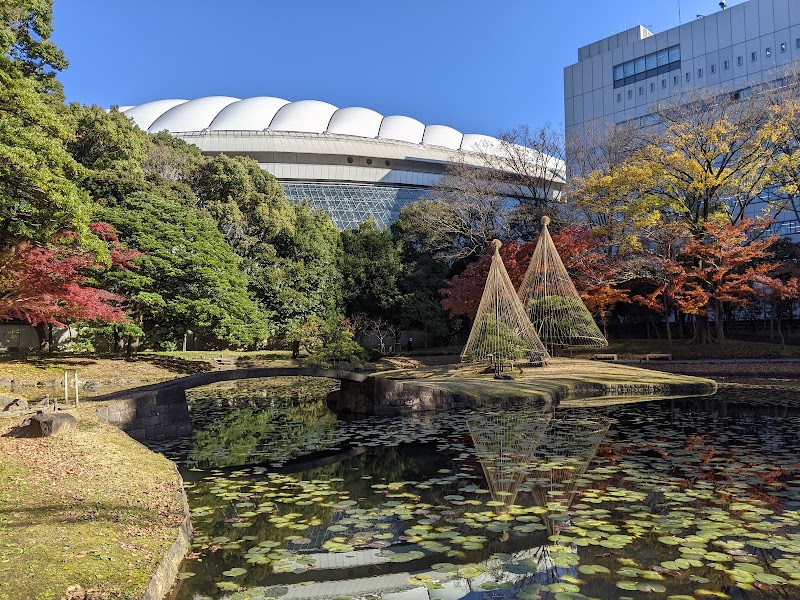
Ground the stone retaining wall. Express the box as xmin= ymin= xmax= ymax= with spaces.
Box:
xmin=331 ymin=377 xmax=545 ymax=414
xmin=141 ymin=466 xmax=192 ymax=600
xmin=96 ymin=387 xmax=191 ymax=441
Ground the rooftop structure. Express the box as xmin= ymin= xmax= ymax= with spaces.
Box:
xmin=120 ymin=96 xmax=564 ymax=230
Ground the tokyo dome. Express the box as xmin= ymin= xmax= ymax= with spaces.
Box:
xmin=118 ymin=96 xmax=564 ymax=230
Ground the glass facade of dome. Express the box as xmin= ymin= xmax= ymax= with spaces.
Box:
xmin=281 ymin=183 xmax=428 ymax=230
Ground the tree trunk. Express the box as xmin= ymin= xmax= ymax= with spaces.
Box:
xmin=777 ymin=303 xmax=786 ymax=350
xmin=770 ymin=306 xmax=775 ymax=342
xmin=34 ymin=322 xmax=49 ymax=353
xmin=47 ymin=324 xmax=53 ymax=353
xmin=714 ymin=301 xmax=725 ymax=344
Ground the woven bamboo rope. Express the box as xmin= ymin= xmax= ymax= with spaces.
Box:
xmin=461 ymin=240 xmax=549 ymax=369
xmin=518 ymin=217 xmax=607 ymax=352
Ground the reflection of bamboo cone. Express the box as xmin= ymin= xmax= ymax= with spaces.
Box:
xmin=467 ymin=409 xmax=552 ymax=511
xmin=529 ymin=418 xmax=609 ymax=533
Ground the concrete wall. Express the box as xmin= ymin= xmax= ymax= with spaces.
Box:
xmin=0 ymin=323 xmax=76 ymax=351
xmin=566 ymin=0 xmax=800 ymax=140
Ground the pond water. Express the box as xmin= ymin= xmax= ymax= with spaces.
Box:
xmin=151 ymin=378 xmax=800 ymax=600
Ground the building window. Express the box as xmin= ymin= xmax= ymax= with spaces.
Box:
xmin=650 ymin=82 xmax=655 ymax=92
xmin=673 ymin=75 xmax=679 ymax=85
xmin=724 ymin=59 xmax=729 ymax=70
xmin=686 ymin=72 xmax=691 ymax=81
xmin=738 ymin=56 xmax=743 ymax=66
xmin=781 ymin=42 xmax=787 ymax=53
xmin=661 ymin=79 xmax=667 ymax=88
xmin=710 ymin=64 xmax=716 ymax=74
xmin=766 ymin=47 xmax=772 ymax=58
xmin=617 ymin=92 xmax=622 ymax=102
xmin=612 ymin=44 xmax=681 ymax=88
xmin=698 ymin=68 xmax=704 ymax=78
xmin=751 ymin=51 xmax=757 ymax=62
xmin=627 ymin=90 xmax=633 ymax=99
xmin=797 ymin=38 xmax=800 ymax=49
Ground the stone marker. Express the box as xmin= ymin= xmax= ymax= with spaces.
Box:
xmin=28 ymin=412 xmax=77 ymax=437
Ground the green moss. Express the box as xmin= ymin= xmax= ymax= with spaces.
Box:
xmin=0 ymin=409 xmax=184 ymax=600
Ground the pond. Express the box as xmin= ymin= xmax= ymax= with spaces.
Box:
xmin=149 ymin=377 xmax=800 ymax=600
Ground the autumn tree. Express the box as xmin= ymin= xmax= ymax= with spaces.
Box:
xmin=571 ymin=90 xmax=785 ymax=249
xmin=440 ymin=240 xmax=535 ymax=318
xmin=441 ymin=225 xmax=629 ymax=332
xmin=0 ymin=223 xmax=138 ymax=351
xmin=676 ymin=219 xmax=778 ymax=343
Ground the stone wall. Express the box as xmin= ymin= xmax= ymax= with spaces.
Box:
xmin=330 ymin=377 xmax=544 ymax=415
xmin=96 ymin=386 xmax=191 ymax=441
xmin=141 ymin=466 xmax=192 ymax=600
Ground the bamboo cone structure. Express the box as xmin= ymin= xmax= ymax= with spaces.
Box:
xmin=518 ymin=216 xmax=607 ymax=353
xmin=461 ymin=240 xmax=550 ymax=370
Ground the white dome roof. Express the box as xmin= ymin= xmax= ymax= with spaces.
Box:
xmin=123 ymin=99 xmax=188 ymax=131
xmin=208 ymin=96 xmax=289 ymax=130
xmin=148 ymin=96 xmax=239 ymax=133
xmin=119 ymin=96 xmax=507 ymax=152
xmin=422 ymin=125 xmax=463 ymax=150
xmin=326 ymin=106 xmax=383 ymax=138
xmin=377 ymin=115 xmax=425 ymax=144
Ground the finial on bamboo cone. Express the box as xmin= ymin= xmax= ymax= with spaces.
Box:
xmin=491 ymin=239 xmax=502 ymax=253
xmin=541 ymin=215 xmax=551 ymax=227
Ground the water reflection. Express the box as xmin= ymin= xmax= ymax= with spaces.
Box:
xmin=165 ymin=382 xmax=800 ymax=600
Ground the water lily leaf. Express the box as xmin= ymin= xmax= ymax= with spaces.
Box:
xmin=753 ymin=573 xmax=787 ymax=585
xmin=637 ymin=582 xmax=667 ymax=592
xmin=578 ymin=564 xmax=611 ymax=575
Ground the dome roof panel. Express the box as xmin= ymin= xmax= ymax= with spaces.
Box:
xmin=268 ymin=100 xmax=338 ymax=134
xmin=122 ymin=99 xmax=188 ymax=131
xmin=207 ymin=96 xmax=290 ymax=131
xmin=422 ymin=125 xmax=463 ymax=150
xmin=147 ymin=96 xmax=239 ymax=133
xmin=378 ymin=115 xmax=425 ymax=144
xmin=461 ymin=133 xmax=503 ymax=154
xmin=326 ymin=107 xmax=383 ymax=138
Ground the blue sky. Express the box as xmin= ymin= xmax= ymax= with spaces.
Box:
xmin=53 ymin=0 xmax=724 ymax=137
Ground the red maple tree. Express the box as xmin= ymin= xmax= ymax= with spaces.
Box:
xmin=0 ymin=223 xmax=141 ymax=351
xmin=440 ymin=225 xmax=618 ymax=319
xmin=672 ymin=219 xmax=777 ymax=343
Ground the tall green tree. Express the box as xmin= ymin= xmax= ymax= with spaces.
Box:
xmin=255 ymin=204 xmax=343 ymax=339
xmin=0 ymin=1 xmax=91 ymax=245
xmin=340 ymin=219 xmax=402 ymax=319
xmin=96 ymin=192 xmax=268 ymax=348
xmin=66 ymin=103 xmax=151 ymax=203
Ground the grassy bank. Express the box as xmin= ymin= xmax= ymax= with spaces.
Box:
xmin=0 ymin=408 xmax=184 ymax=600
xmin=569 ymin=338 xmax=800 ymax=360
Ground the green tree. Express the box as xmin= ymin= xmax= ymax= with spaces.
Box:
xmin=96 ymin=192 xmax=268 ymax=348
xmin=66 ymin=103 xmax=151 ymax=203
xmin=254 ymin=204 xmax=343 ymax=340
xmin=193 ymin=153 xmax=294 ymax=248
xmin=0 ymin=1 xmax=91 ymax=245
xmin=340 ymin=219 xmax=402 ymax=319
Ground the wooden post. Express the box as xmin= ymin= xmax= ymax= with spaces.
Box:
xmin=63 ymin=371 xmax=68 ymax=409
xmin=73 ymin=370 xmax=79 ymax=406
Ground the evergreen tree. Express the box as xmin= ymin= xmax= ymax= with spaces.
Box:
xmin=96 ymin=193 xmax=268 ymax=348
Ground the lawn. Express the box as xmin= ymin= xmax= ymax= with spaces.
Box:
xmin=0 ymin=407 xmax=184 ymax=600
xmin=568 ymin=338 xmax=800 ymax=360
